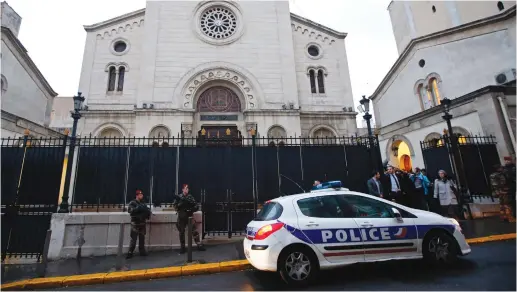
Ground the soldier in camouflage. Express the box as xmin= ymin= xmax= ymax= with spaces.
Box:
xmin=490 ymin=164 xmax=516 ymax=223
xmin=503 ymin=156 xmax=516 ymax=218
xmin=174 ymin=184 xmax=205 ymax=253
xmin=126 ymin=189 xmax=151 ymax=259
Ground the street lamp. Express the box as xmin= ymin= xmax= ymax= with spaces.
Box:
xmin=440 ymin=97 xmax=470 ymax=218
xmin=58 ymin=92 xmax=85 ymax=213
xmin=357 ymin=95 xmax=382 ymax=171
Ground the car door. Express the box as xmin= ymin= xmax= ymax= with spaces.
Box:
xmin=342 ymin=194 xmax=419 ymax=262
xmin=294 ymin=194 xmax=364 ymax=264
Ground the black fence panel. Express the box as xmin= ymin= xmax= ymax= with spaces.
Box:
xmin=74 ymin=147 xmax=127 ymax=205
xmin=17 ymin=146 xmax=66 ymax=206
xmin=201 ymin=147 xmax=229 ymax=235
xmin=278 ymin=146 xmax=303 ymax=196
xmin=152 ymin=147 xmax=177 ymax=206
xmin=343 ymin=145 xmax=370 ymax=193
xmin=459 ymin=145 xmax=491 ymax=197
xmin=229 ymin=147 xmax=254 ymax=235
xmin=178 ymin=148 xmax=203 ymax=202
xmin=255 ymin=147 xmax=280 ymax=202
xmin=421 ymin=146 xmax=454 ymax=182
xmin=477 ymin=144 xmax=501 ymax=177
xmin=301 ymin=146 xmax=347 ymax=192
xmin=126 ymin=147 xmax=151 ymax=204
xmin=1 ymin=147 xmax=24 ymax=205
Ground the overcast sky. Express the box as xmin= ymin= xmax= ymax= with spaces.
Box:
xmin=12 ymin=0 xmax=398 ymax=126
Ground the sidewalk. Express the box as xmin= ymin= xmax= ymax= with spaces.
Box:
xmin=1 ymin=217 xmax=515 ymax=285
xmin=2 ymin=239 xmax=245 ymax=284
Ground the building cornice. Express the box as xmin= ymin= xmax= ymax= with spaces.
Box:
xmin=83 ymin=8 xmax=146 ymax=32
xmin=1 ymin=110 xmax=64 ymax=137
xmin=290 ymin=13 xmax=347 ymax=39
xmin=379 ymin=84 xmax=516 ymax=133
xmin=370 ymin=5 xmax=516 ymax=101
xmin=1 ymin=27 xmax=58 ymax=97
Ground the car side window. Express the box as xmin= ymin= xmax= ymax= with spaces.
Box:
xmin=297 ymin=195 xmax=353 ymax=218
xmin=342 ymin=195 xmax=394 ymax=219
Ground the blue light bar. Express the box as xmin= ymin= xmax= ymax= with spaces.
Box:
xmin=312 ymin=181 xmax=343 ymax=190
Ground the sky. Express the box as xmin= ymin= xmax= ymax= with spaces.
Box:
xmin=11 ymin=0 xmax=398 ymax=126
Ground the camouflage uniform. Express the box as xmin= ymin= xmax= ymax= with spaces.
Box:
xmin=173 ymin=193 xmax=203 ymax=251
xmin=490 ymin=171 xmax=516 ymax=222
xmin=127 ymin=199 xmax=151 ymax=255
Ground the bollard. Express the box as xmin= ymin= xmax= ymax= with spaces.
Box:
xmin=115 ymin=222 xmax=125 ymax=270
xmin=187 ymin=217 xmax=193 ymax=263
xmin=37 ymin=229 xmax=52 ymax=277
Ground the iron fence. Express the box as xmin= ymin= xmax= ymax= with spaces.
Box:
xmin=1 ymin=133 xmax=382 ymax=239
xmin=420 ymin=135 xmax=500 ymax=201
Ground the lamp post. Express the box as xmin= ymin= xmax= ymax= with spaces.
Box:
xmin=58 ymin=92 xmax=85 ymax=213
xmin=441 ymin=97 xmax=470 ymax=218
xmin=357 ymin=95 xmax=381 ymax=171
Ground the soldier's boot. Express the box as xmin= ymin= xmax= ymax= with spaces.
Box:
xmin=179 ymin=240 xmax=186 ymax=254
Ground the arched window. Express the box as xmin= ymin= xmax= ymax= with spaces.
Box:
xmin=117 ymin=67 xmax=125 ymax=92
xmin=197 ymin=86 xmax=241 ymax=112
xmin=107 ymin=66 xmax=116 ymax=92
xmin=312 ymin=127 xmax=336 ymax=144
xmin=317 ymin=69 xmax=325 ymax=94
xmin=497 ymin=1 xmax=505 ymax=11
xmin=429 ymin=78 xmax=441 ymax=105
xmin=309 ymin=70 xmax=316 ymax=94
xmin=267 ymin=126 xmax=286 ymax=139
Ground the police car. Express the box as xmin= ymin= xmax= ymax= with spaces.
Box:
xmin=244 ymin=181 xmax=470 ymax=286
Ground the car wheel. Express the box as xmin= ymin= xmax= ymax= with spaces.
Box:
xmin=423 ymin=231 xmax=458 ymax=265
xmin=278 ymin=247 xmax=317 ymax=287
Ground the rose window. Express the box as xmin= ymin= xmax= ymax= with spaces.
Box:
xmin=200 ymin=7 xmax=237 ymax=39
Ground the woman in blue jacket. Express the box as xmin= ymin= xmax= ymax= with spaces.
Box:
xmin=409 ymin=167 xmax=431 ymax=210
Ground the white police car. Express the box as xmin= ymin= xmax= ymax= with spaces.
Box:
xmin=243 ymin=181 xmax=470 ymax=286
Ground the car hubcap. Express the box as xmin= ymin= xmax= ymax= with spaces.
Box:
xmin=285 ymin=252 xmax=311 ymax=281
xmin=429 ymin=236 xmax=450 ymax=261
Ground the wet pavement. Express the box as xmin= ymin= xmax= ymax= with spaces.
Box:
xmin=1 ymin=217 xmax=515 ymax=284
xmin=58 ymin=240 xmax=516 ymax=291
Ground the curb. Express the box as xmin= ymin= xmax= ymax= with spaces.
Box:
xmin=2 ymin=233 xmax=516 ymax=290
xmin=0 ymin=259 xmax=251 ymax=291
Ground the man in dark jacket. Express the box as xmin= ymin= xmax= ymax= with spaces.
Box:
xmin=174 ymin=184 xmax=205 ymax=253
xmin=126 ymin=189 xmax=151 ymax=259
xmin=367 ymin=171 xmax=383 ymax=198
xmin=381 ymin=166 xmax=403 ymax=202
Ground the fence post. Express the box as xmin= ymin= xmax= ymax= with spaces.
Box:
xmin=187 ymin=217 xmax=193 ymax=263
xmin=115 ymin=222 xmax=125 ymax=270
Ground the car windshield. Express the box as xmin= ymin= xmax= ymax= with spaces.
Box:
xmin=254 ymin=202 xmax=283 ymax=221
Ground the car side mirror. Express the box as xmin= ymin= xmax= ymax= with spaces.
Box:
xmin=392 ymin=208 xmax=403 ymax=222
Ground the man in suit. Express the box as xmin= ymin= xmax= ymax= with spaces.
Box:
xmin=382 ymin=165 xmax=403 ymax=202
xmin=367 ymin=171 xmax=383 ymax=198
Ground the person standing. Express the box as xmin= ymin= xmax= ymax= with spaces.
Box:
xmin=433 ymin=170 xmax=459 ymax=219
xmin=367 ymin=171 xmax=383 ymax=198
xmin=410 ymin=167 xmax=430 ymax=210
xmin=126 ymin=189 xmax=151 ymax=259
xmin=490 ymin=164 xmax=516 ymax=222
xmin=503 ymin=157 xmax=516 ymax=218
xmin=174 ymin=184 xmax=205 ymax=253
xmin=382 ymin=166 xmax=402 ymax=202
xmin=311 ymin=180 xmax=321 ymax=190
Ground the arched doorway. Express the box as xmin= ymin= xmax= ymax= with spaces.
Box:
xmin=389 ymin=139 xmax=413 ymax=171
xmin=195 ymin=86 xmax=243 ymax=144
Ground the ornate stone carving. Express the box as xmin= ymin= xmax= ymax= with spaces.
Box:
xmin=182 ymin=69 xmax=256 ymax=110
xmin=291 ymin=23 xmax=336 ymax=46
xmin=96 ymin=19 xmax=145 ymax=40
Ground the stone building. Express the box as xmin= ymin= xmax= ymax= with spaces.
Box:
xmin=372 ymin=1 xmax=516 ymax=170
xmin=74 ymin=0 xmax=358 ymax=140
xmin=1 ymin=2 xmax=61 ymax=138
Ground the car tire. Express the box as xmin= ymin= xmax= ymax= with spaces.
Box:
xmin=278 ymin=246 xmax=318 ymax=287
xmin=423 ymin=230 xmax=458 ymax=266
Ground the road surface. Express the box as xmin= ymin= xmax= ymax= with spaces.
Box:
xmin=59 ymin=240 xmax=516 ymax=291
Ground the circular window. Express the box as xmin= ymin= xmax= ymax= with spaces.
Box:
xmin=200 ymin=7 xmax=237 ymax=39
xmin=308 ymin=45 xmax=320 ymax=57
xmin=419 ymin=59 xmax=425 ymax=68
xmin=113 ymin=41 xmax=127 ymax=53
